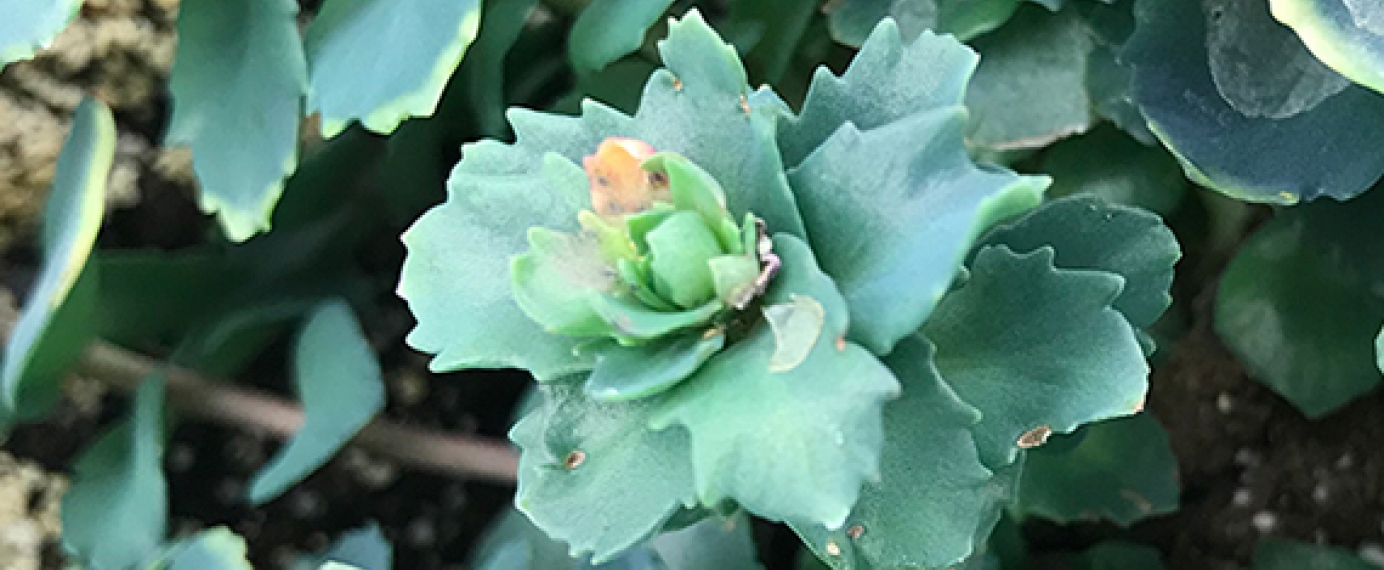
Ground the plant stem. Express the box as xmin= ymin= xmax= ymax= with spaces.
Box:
xmin=78 ymin=340 xmax=519 ymax=485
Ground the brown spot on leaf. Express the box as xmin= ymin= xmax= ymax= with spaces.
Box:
xmin=671 ymin=76 xmax=684 ymax=91
xmin=564 ymin=450 xmax=587 ymax=469
xmin=846 ymin=525 xmax=864 ymax=539
xmin=835 ymin=336 xmax=846 ymax=351
xmin=739 ymin=95 xmax=752 ymax=115
xmin=1017 ymin=426 xmax=1053 ymax=448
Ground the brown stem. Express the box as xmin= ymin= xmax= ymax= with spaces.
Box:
xmin=78 ymin=341 xmax=519 ymax=485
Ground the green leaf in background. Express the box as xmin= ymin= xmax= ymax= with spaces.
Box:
xmin=167 ymin=0 xmax=307 ymax=242
xmin=1252 ymin=538 xmax=1377 ymax=570
xmin=723 ymin=0 xmax=819 ymax=85
xmin=1272 ymin=0 xmax=1384 ymax=95
xmin=926 ymin=245 xmax=1148 ymax=468
xmin=306 ymin=0 xmax=482 ymax=138
xmin=472 ymin=507 xmax=761 ymax=570
xmin=1074 ymin=541 xmax=1167 ymax=570
xmin=650 ymin=234 xmax=899 ymax=530
xmin=783 ymin=20 xmax=1046 ymax=354
xmin=1016 ymin=414 xmax=1179 ymax=526
xmin=1215 ymin=188 xmax=1384 ymax=417
xmin=822 ymin=0 xmax=1022 ymax=47
xmin=792 ymin=335 xmax=997 ymax=570
xmin=93 ymin=251 xmax=251 ymax=350
xmin=247 ymin=300 xmax=385 ymax=504
xmin=464 ymin=0 xmax=542 ymax=137
xmin=568 ymin=0 xmax=675 ymax=75
xmin=1038 ymin=126 xmax=1187 ymax=215
xmin=978 ymin=195 xmax=1180 ymax=331
xmin=62 ymin=375 xmax=167 ymax=570
xmin=965 ymin=4 xmax=1096 ymax=151
xmin=296 ymin=523 xmax=392 ymax=570
xmin=1125 ymin=0 xmax=1384 ymax=204
xmin=1 ymin=98 xmax=113 ymax=424
xmin=167 ymin=528 xmax=252 ymax=570
xmin=0 ymin=0 xmax=81 ymax=69
xmin=510 ymin=379 xmax=697 ymax=563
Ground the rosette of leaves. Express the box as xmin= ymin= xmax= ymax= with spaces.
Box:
xmin=399 ymin=11 xmax=1176 ymax=569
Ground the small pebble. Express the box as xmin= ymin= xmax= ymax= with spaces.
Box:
xmin=1234 ymin=448 xmax=1261 ymax=467
xmin=289 ymin=490 xmax=325 ymax=519
xmin=1313 ymin=482 xmax=1331 ymax=504
xmin=1252 ymin=511 xmax=1278 ymax=533
xmin=1336 ymin=453 xmax=1356 ymax=470
xmin=1216 ymin=392 xmax=1234 ymax=413
xmin=1232 ymin=488 xmax=1252 ymax=507
xmin=407 ymin=517 xmax=437 ymax=548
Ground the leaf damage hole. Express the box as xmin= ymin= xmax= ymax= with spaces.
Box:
xmin=739 ymin=95 xmax=751 ymax=115
xmin=825 ymin=540 xmax=841 ymax=556
xmin=1017 ymin=426 xmax=1052 ymax=448
xmin=564 ymin=450 xmax=587 ymax=469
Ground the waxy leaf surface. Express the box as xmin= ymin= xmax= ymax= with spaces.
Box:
xmin=511 ymin=380 xmax=697 ymax=563
xmin=650 ymin=235 xmax=898 ymax=529
xmin=62 ymin=376 xmax=167 ymax=570
xmin=1016 ymin=414 xmax=1179 ymax=526
xmin=1125 ymin=0 xmax=1384 ymax=203
xmin=401 ymin=11 xmax=802 ymax=379
xmin=1216 ymin=188 xmax=1384 ymax=417
xmin=789 ymin=109 xmax=1044 ymax=355
xmin=168 ymin=0 xmax=306 ymax=242
xmin=925 ymin=246 xmax=1148 ymax=468
xmin=306 ymin=0 xmax=482 ymax=137
xmin=248 ymin=301 xmax=385 ymax=503
xmin=793 ymin=335 xmax=998 ymax=570
xmin=1272 ymin=0 xmax=1384 ymax=95
xmin=2 ymin=99 xmax=112 ymax=424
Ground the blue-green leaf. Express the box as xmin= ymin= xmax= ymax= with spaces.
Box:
xmin=585 ymin=332 xmax=725 ymax=402
xmin=400 ymin=146 xmax=596 ymax=380
xmin=978 ymin=195 xmax=1180 ymax=330
xmin=650 ymin=235 xmax=899 ymax=529
xmin=569 ymin=0 xmax=676 ymax=74
xmin=792 ymin=335 xmax=997 ymax=569
xmin=1215 ymin=189 xmax=1384 ymax=417
xmin=779 ymin=20 xmax=978 ymax=168
xmin=302 ymin=523 xmax=392 ymax=570
xmin=1038 ymin=126 xmax=1187 ymax=215
xmin=247 ymin=300 xmax=384 ymax=504
xmin=1016 ymin=414 xmax=1179 ymax=526
xmin=167 ymin=528 xmax=253 ymax=570
xmin=926 ymin=246 xmax=1148 ymax=468
xmin=167 ymin=0 xmax=306 ymax=242
xmin=511 ymin=379 xmax=697 ymax=563
xmin=787 ymin=109 xmax=1044 ymax=355
xmin=965 ymin=4 xmax=1097 ymax=151
xmin=306 ymin=0 xmax=482 ymax=137
xmin=0 ymin=0 xmax=81 ymax=70
xmin=62 ymin=375 xmax=167 ymax=570
xmin=2 ymin=98 xmax=113 ymax=424
xmin=1252 ymin=538 xmax=1376 ymax=570
xmin=1272 ymin=0 xmax=1384 ymax=95
xmin=1125 ymin=0 xmax=1384 ymax=203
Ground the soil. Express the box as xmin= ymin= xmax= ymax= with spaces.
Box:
xmin=2 ymin=3 xmax=1384 ymax=570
